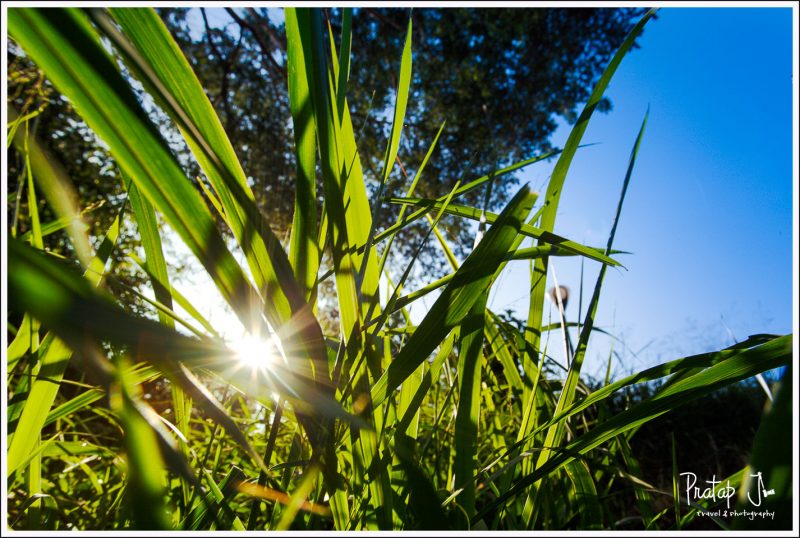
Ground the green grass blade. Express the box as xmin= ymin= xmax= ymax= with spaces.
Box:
xmin=525 ymin=7 xmax=657 ymax=395
xmin=7 ymin=314 xmax=36 ymax=374
xmin=538 ymin=110 xmax=648 ymax=459
xmin=358 ymin=14 xmax=413 ymax=290
xmin=453 ymin=288 xmax=489 ymax=517
xmin=286 ymin=5 xmax=320 ymax=302
xmin=388 ymin=197 xmax=621 ymax=267
xmin=7 ymin=335 xmax=71 ymax=476
xmin=7 ymin=204 xmax=123 ymax=476
xmin=373 ymin=148 xmax=562 ymax=246
xmin=472 ymin=334 xmax=792 ymax=523
xmin=109 ymin=370 xmax=171 ymax=529
xmin=371 ymin=186 xmax=536 ymax=407
xmin=289 ymin=7 xmax=361 ymax=338
xmin=125 ymin=179 xmax=174 ymax=328
xmin=521 ymin=111 xmax=647 ymax=522
xmin=378 ymin=121 xmax=446 ymax=277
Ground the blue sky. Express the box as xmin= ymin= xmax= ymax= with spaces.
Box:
xmin=482 ymin=7 xmax=794 ymax=378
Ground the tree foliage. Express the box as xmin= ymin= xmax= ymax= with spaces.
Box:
xmin=160 ymin=7 xmax=648 ymax=265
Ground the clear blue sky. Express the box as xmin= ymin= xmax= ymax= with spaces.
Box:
xmin=484 ymin=7 xmax=794 ymax=378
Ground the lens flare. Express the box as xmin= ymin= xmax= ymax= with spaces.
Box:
xmin=230 ymin=334 xmax=279 ymax=373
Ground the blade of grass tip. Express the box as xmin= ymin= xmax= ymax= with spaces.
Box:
xmin=44 ymin=363 xmax=161 ymax=427
xmin=357 ymin=14 xmax=412 ymax=291
xmin=524 ymin=7 xmax=656 ymax=411
xmin=522 ymin=110 xmax=649 ymax=524
xmin=377 ymin=121 xmax=446 ymax=278
xmin=371 ymin=185 xmax=535 ymax=407
xmin=334 ymin=8 xmax=352 ymax=123
xmin=372 ymin=147 xmax=563 ymax=246
xmin=388 ymin=198 xmax=620 ymax=268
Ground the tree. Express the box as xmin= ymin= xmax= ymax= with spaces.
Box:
xmin=160 ymin=7 xmax=650 ymax=272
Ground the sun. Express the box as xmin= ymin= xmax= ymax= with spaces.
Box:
xmin=229 ymin=334 xmax=282 ymax=374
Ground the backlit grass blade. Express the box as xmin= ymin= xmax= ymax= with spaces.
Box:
xmin=371 ymin=186 xmax=536 ymax=407
xmin=125 ymin=179 xmax=173 ymax=328
xmin=285 ymin=5 xmax=320 ymax=302
xmin=7 ymin=314 xmax=36 ymax=374
xmin=7 ymin=335 xmax=71 ymax=476
xmin=289 ymin=8 xmax=361 ymax=338
xmin=8 ymin=8 xmax=266 ymax=335
xmin=44 ymin=363 xmax=161 ymax=427
xmin=381 ymin=15 xmax=412 ymax=184
xmin=334 ymin=9 xmax=352 ymax=123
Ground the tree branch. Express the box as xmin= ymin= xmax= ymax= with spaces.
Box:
xmin=225 ymin=7 xmax=287 ymax=81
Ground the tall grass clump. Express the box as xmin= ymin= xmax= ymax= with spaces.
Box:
xmin=5 ymin=7 xmax=792 ymax=531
